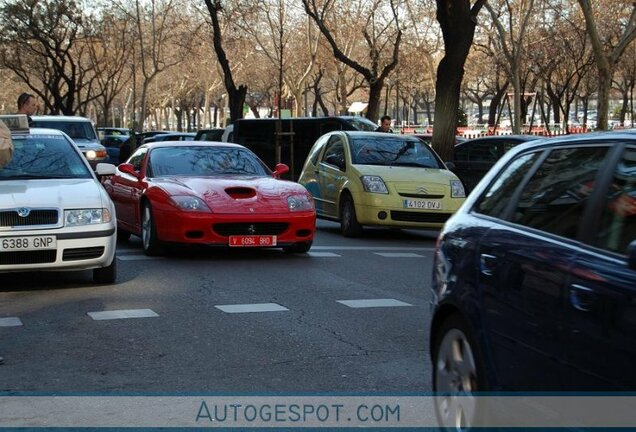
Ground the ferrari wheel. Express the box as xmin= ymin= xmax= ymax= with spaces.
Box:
xmin=283 ymin=241 xmax=312 ymax=254
xmin=141 ymin=202 xmax=164 ymax=256
xmin=340 ymin=194 xmax=363 ymax=237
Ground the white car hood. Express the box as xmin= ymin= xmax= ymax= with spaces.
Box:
xmin=1 ymin=178 xmax=108 ymax=209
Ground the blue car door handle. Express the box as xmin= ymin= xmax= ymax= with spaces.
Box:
xmin=480 ymin=253 xmax=497 ymax=276
xmin=569 ymin=284 xmax=597 ymax=312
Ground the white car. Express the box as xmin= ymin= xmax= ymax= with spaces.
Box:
xmin=0 ymin=115 xmax=117 ymax=283
xmin=30 ymin=115 xmax=108 ymax=167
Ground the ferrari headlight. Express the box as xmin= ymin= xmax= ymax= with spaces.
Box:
xmin=65 ymin=208 xmax=112 ymax=226
xmin=361 ymin=175 xmax=388 ymax=194
xmin=170 ymin=196 xmax=212 ymax=212
xmin=451 ymin=180 xmax=466 ymax=198
xmin=288 ymin=195 xmax=314 ymax=212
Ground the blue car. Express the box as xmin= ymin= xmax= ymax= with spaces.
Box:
xmin=430 ymin=132 xmax=636 ymax=401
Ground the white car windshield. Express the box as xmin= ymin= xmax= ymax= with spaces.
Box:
xmin=0 ymin=135 xmax=93 ymax=180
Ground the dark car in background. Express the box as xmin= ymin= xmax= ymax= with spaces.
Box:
xmin=450 ymin=134 xmax=538 ymax=192
xmin=101 ymin=135 xmax=130 ymax=164
xmin=144 ymin=132 xmax=196 ymax=143
xmin=194 ymin=128 xmax=225 ymax=141
xmin=229 ymin=116 xmax=379 ymax=180
xmin=137 ymin=131 xmax=172 ymax=143
xmin=430 ymin=133 xmax=636 ymax=426
xmin=97 ymin=127 xmax=130 ymax=138
xmin=413 ymin=133 xmax=466 ymax=147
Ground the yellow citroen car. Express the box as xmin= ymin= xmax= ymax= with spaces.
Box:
xmin=298 ymin=131 xmax=466 ymax=236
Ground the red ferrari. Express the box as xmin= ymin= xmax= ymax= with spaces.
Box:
xmin=102 ymin=142 xmax=316 ymax=255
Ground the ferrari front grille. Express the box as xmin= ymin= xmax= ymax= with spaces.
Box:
xmin=213 ymin=222 xmax=289 ymax=236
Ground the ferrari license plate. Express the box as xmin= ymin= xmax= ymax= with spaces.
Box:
xmin=0 ymin=235 xmax=57 ymax=252
xmin=403 ymin=199 xmax=442 ymax=210
xmin=229 ymin=235 xmax=277 ymax=247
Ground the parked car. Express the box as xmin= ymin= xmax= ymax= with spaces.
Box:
xmin=450 ymin=134 xmax=538 ymax=192
xmin=31 ymin=115 xmax=108 ymax=167
xmin=97 ymin=127 xmax=130 ymax=139
xmin=144 ymin=132 xmax=196 ymax=143
xmin=228 ymin=116 xmax=379 ymax=180
xmin=0 ymin=115 xmax=117 ymax=283
xmin=102 ymin=142 xmax=316 ymax=255
xmin=136 ymin=131 xmax=171 ymax=143
xmin=101 ymin=135 xmax=130 ymax=164
xmin=298 ymin=131 xmax=466 ymax=236
xmin=430 ymin=132 xmax=636 ymax=425
xmin=194 ymin=128 xmax=225 ymax=141
xmin=413 ymin=133 xmax=466 ymax=146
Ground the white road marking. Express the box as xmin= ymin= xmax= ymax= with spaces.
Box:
xmin=337 ymin=299 xmax=414 ymax=308
xmin=308 ymin=252 xmax=341 ymax=257
xmin=87 ymin=309 xmax=159 ymax=320
xmin=215 ymin=303 xmax=289 ymax=313
xmin=374 ymin=252 xmax=424 ymax=258
xmin=0 ymin=317 xmax=23 ymax=327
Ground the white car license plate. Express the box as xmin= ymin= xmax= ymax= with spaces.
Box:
xmin=0 ymin=235 xmax=57 ymax=252
xmin=403 ymin=199 xmax=442 ymax=210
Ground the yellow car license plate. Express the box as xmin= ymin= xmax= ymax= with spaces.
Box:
xmin=403 ymin=199 xmax=442 ymax=210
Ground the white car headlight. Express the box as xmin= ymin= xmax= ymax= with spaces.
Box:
xmin=85 ymin=150 xmax=97 ymax=160
xmin=451 ymin=180 xmax=466 ymax=198
xmin=65 ymin=208 xmax=112 ymax=226
xmin=170 ymin=196 xmax=212 ymax=212
xmin=361 ymin=175 xmax=388 ymax=194
xmin=288 ymin=195 xmax=315 ymax=212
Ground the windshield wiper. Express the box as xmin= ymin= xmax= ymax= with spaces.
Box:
xmin=388 ymin=162 xmax=435 ymax=168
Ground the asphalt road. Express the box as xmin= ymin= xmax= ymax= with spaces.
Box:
xmin=0 ymin=220 xmax=439 ymax=393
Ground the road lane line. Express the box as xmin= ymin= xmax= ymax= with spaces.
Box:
xmin=0 ymin=317 xmax=23 ymax=327
xmin=374 ymin=252 xmax=424 ymax=258
xmin=87 ymin=309 xmax=159 ymax=320
xmin=307 ymin=252 xmax=341 ymax=257
xmin=337 ymin=299 xmax=414 ymax=308
xmin=215 ymin=303 xmax=289 ymax=313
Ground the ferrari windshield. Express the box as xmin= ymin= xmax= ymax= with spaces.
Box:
xmin=350 ymin=136 xmax=443 ymax=168
xmin=0 ymin=135 xmax=93 ymax=180
xmin=148 ymin=146 xmax=270 ymax=177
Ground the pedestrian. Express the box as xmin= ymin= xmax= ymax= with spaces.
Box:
xmin=376 ymin=115 xmax=393 ymax=133
xmin=17 ymin=92 xmax=37 ymax=126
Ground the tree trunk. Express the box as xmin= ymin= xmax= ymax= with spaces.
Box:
xmin=596 ymin=66 xmax=613 ymax=130
xmin=432 ymin=0 xmax=484 ymax=161
xmin=367 ymin=80 xmax=384 ymax=124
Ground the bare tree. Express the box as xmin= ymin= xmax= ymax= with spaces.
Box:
xmin=577 ymin=0 xmax=636 ymax=130
xmin=203 ymin=0 xmax=247 ymax=124
xmin=86 ymin=12 xmax=134 ymax=126
xmin=483 ymin=0 xmax=535 ymax=133
xmin=302 ymin=0 xmax=402 ymax=122
xmin=0 ymin=0 xmax=95 ymax=114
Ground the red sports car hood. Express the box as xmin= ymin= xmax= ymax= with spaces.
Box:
xmin=152 ymin=176 xmax=308 ymax=214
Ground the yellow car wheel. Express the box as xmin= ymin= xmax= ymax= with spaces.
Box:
xmin=340 ymin=194 xmax=363 ymax=237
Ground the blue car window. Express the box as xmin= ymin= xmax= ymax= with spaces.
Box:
xmin=512 ymin=146 xmax=609 ymax=240
xmin=596 ymin=146 xmax=636 ymax=255
xmin=476 ymin=152 xmax=541 ymax=218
